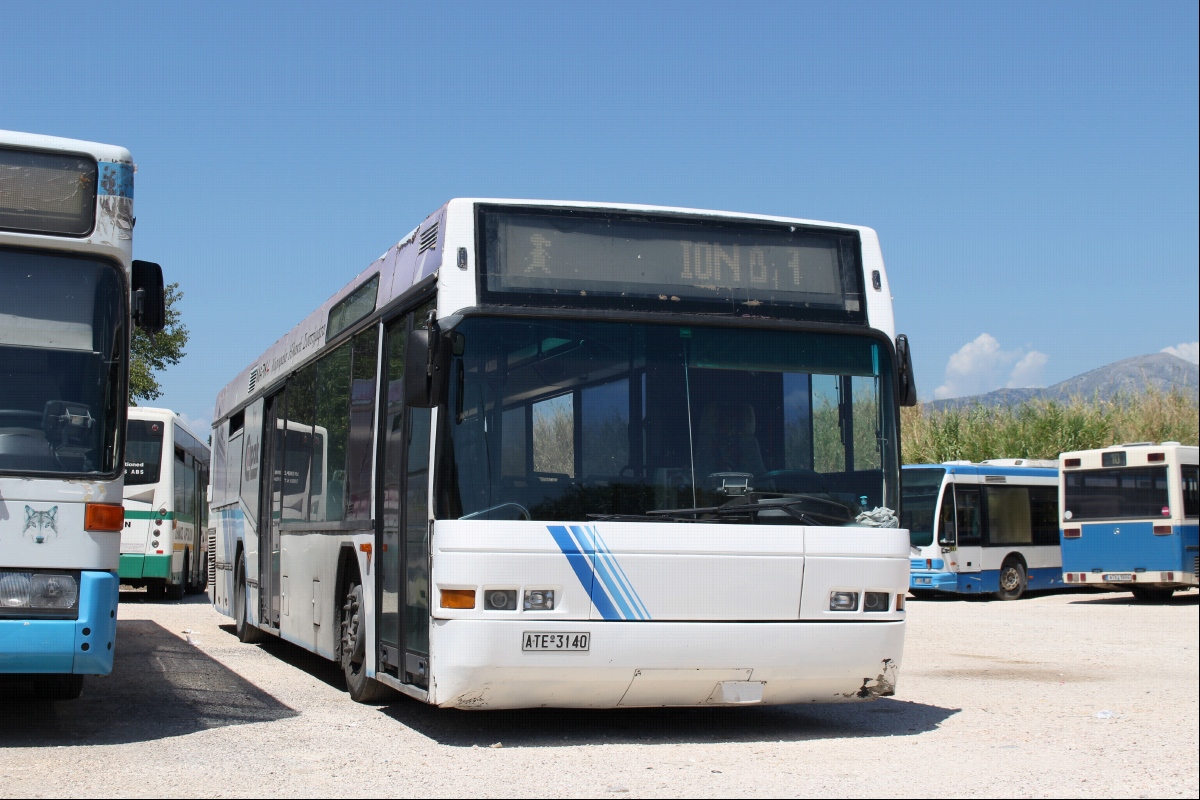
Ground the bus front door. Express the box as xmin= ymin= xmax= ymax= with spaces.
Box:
xmin=953 ymin=485 xmax=984 ymax=593
xmin=377 ymin=316 xmax=431 ymax=688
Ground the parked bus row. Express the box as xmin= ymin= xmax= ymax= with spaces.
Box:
xmin=902 ymin=444 xmax=1198 ymax=601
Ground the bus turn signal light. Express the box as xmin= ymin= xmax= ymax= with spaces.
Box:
xmin=85 ymin=503 xmax=124 ymax=531
xmin=440 ymin=589 xmax=476 ymax=609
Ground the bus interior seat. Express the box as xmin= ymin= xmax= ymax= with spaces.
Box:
xmin=694 ymin=401 xmax=766 ymax=477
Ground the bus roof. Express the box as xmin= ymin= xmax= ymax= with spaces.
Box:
xmin=904 ymin=463 xmax=1058 ymax=478
xmin=0 ymin=129 xmax=132 ymax=165
xmin=213 ymin=199 xmax=891 ymax=426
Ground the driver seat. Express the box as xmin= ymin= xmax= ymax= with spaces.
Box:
xmin=695 ymin=402 xmax=766 ymax=476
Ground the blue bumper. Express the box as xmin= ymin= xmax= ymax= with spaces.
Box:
xmin=0 ymin=571 xmax=118 ymax=675
xmin=910 ymin=571 xmax=958 ymax=591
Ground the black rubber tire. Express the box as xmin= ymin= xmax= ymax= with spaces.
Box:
xmin=35 ymin=674 xmax=84 ymax=700
xmin=235 ymin=557 xmax=265 ymax=643
xmin=340 ymin=580 xmax=394 ymax=703
xmin=995 ymin=560 xmax=1027 ymax=601
xmin=1130 ymin=586 xmax=1175 ymax=603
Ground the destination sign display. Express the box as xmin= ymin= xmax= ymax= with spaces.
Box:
xmin=479 ymin=208 xmax=864 ymax=321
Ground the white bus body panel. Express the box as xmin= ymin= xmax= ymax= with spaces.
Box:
xmin=0 ymin=477 xmax=122 ymax=571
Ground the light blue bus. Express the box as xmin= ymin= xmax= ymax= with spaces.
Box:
xmin=903 ymin=460 xmax=1061 ymax=600
xmin=1060 ymin=443 xmax=1198 ymax=602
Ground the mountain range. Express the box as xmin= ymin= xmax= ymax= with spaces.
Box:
xmin=926 ymin=352 xmax=1199 ymax=411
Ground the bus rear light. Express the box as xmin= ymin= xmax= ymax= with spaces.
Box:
xmin=85 ymin=503 xmax=124 ymax=531
xmin=1063 ymin=528 xmax=1081 ymax=538
xmin=1064 ymin=573 xmax=1075 ymax=582
xmin=925 ymin=558 xmax=932 ymax=569
xmin=440 ymin=589 xmax=476 ymax=609
xmin=1164 ymin=572 xmax=1174 ymax=581
xmin=1153 ymin=526 xmax=1172 ymax=535
xmin=1063 ymin=458 xmax=1081 ymax=468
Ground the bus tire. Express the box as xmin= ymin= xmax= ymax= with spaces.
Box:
xmin=995 ymin=559 xmax=1026 ymax=601
xmin=235 ymin=556 xmax=265 ymax=644
xmin=1131 ymin=587 xmax=1174 ymax=603
xmin=339 ymin=579 xmax=393 ymax=704
xmin=146 ymin=578 xmax=167 ymax=601
xmin=35 ymin=674 xmax=84 ymax=700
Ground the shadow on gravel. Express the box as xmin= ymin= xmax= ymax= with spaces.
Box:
xmin=1068 ymin=590 xmax=1199 ymax=606
xmin=376 ymin=695 xmax=958 ymax=748
xmin=0 ymin=620 xmax=296 ymax=747
xmin=217 ymin=623 xmax=349 ymax=692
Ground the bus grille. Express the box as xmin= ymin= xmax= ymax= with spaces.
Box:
xmin=1194 ymin=555 xmax=1199 ymax=582
xmin=419 ymin=222 xmax=438 ymax=253
xmin=208 ymin=529 xmax=217 ymax=585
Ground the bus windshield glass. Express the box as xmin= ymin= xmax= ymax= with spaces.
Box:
xmin=0 ymin=250 xmax=126 ymax=476
xmin=1064 ymin=467 xmax=1171 ymax=521
xmin=125 ymin=418 xmax=165 ymax=485
xmin=901 ymin=467 xmax=946 ymax=547
xmin=437 ymin=318 xmax=897 ymax=525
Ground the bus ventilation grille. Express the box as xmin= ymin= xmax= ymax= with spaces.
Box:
xmin=248 ymin=366 xmax=258 ymax=394
xmin=419 ymin=222 xmax=438 ymax=253
xmin=208 ymin=528 xmax=217 ymax=586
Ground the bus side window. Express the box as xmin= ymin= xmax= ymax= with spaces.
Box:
xmin=956 ymin=487 xmax=982 ymax=546
xmin=937 ymin=485 xmax=956 ymax=546
xmin=1183 ymin=465 xmax=1199 ymax=518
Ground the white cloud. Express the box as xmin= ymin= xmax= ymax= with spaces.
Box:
xmin=933 ymin=333 xmax=1049 ymax=400
xmin=1161 ymin=341 xmax=1199 ymax=365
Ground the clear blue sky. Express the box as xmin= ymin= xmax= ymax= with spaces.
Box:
xmin=5 ymin=2 xmax=1197 ymax=430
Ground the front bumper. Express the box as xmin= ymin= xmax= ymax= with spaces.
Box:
xmin=0 ymin=571 xmax=118 ymax=674
xmin=910 ymin=570 xmax=958 ymax=591
xmin=425 ymin=618 xmax=905 ymax=709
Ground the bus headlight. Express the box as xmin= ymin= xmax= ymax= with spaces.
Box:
xmin=0 ymin=572 xmax=32 ymax=607
xmin=829 ymin=591 xmax=859 ymax=611
xmin=523 ymin=589 xmax=555 ymax=611
xmin=31 ymin=574 xmax=79 ymax=609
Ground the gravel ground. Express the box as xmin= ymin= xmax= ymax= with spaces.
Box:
xmin=1 ymin=587 xmax=1196 ymax=798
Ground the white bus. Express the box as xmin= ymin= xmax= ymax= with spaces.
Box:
xmin=1060 ymin=443 xmax=1199 ymax=601
xmin=121 ymin=407 xmax=211 ymax=600
xmin=0 ymin=130 xmax=164 ymax=698
xmin=209 ymin=200 xmax=919 ymax=708
xmin=903 ymin=460 xmax=1062 ymax=600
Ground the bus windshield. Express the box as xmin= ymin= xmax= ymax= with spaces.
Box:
xmin=125 ymin=419 xmax=165 ymax=485
xmin=0 ymin=250 xmax=126 ymax=477
xmin=1064 ymin=467 xmax=1171 ymax=521
xmin=437 ymin=317 xmax=897 ymax=524
xmin=901 ymin=468 xmax=945 ymax=547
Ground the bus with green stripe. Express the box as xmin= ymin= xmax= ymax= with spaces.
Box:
xmin=120 ymin=407 xmax=210 ymax=600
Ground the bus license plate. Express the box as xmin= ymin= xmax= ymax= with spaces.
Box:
xmin=1104 ymin=573 xmax=1133 ymax=582
xmin=523 ymin=632 xmax=589 ymax=651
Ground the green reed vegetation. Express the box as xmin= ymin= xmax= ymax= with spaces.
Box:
xmin=901 ymin=388 xmax=1199 ymax=464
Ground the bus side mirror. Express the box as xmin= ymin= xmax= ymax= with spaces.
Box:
xmin=895 ymin=334 xmax=918 ymax=407
xmin=132 ymin=260 xmax=166 ymax=333
xmin=404 ymin=328 xmax=446 ymax=408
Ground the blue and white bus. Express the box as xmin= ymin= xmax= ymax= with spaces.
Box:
xmin=1060 ymin=443 xmax=1199 ymax=602
xmin=0 ymin=131 xmax=164 ymax=698
xmin=903 ymin=460 xmax=1061 ymax=600
xmin=209 ymin=199 xmax=920 ymax=708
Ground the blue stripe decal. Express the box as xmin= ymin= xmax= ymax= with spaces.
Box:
xmin=547 ymin=525 xmax=621 ymax=621
xmin=590 ymin=526 xmax=651 ymax=620
xmin=97 ymin=162 xmax=134 ymax=199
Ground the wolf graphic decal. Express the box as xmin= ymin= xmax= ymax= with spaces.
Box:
xmin=23 ymin=505 xmax=59 ymax=544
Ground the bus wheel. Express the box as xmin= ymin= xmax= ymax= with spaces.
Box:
xmin=995 ymin=560 xmax=1027 ymax=601
xmin=339 ymin=580 xmax=393 ymax=704
xmin=166 ymin=552 xmax=187 ymax=601
xmin=1131 ymin=587 xmax=1175 ymax=603
xmin=235 ymin=557 xmax=264 ymax=643
xmin=146 ymin=579 xmax=167 ymax=601
xmin=35 ymin=674 xmax=84 ymax=700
